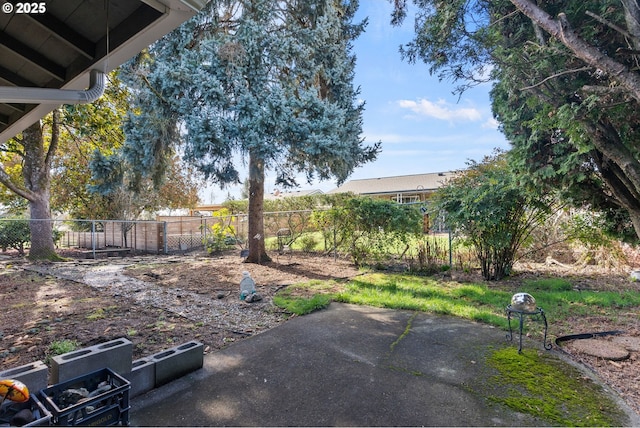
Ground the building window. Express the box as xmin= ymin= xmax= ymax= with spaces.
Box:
xmin=394 ymin=194 xmax=419 ymax=204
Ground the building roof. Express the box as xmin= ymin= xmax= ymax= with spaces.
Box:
xmin=329 ymin=171 xmax=457 ymax=196
xmin=264 ymin=189 xmax=324 ymax=200
xmin=0 ymin=0 xmax=205 ymax=143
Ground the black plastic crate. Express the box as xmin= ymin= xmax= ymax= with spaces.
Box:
xmin=0 ymin=394 xmax=52 ymax=427
xmin=38 ymin=368 xmax=130 ymax=426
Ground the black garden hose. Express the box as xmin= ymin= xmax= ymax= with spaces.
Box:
xmin=555 ymin=330 xmax=625 ymax=347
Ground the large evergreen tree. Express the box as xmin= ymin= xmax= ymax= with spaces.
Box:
xmin=56 ymin=73 xmax=202 ymax=221
xmin=392 ymin=0 xmax=640 ymax=242
xmin=120 ymin=0 xmax=379 ymax=263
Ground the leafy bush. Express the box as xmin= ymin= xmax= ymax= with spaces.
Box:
xmin=563 ymin=211 xmax=628 ymax=269
xmin=410 ymin=236 xmax=450 ymax=273
xmin=203 ymin=209 xmax=239 ymax=254
xmin=299 ymin=234 xmax=319 ymax=252
xmin=313 ymin=197 xmax=423 ymax=267
xmin=432 ymin=153 xmax=552 ymax=280
xmin=0 ymin=220 xmax=31 ymax=255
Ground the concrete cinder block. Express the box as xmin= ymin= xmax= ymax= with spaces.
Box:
xmin=51 ymin=337 xmax=133 ymax=384
xmin=127 ymin=358 xmax=156 ymax=398
xmin=152 ymin=341 xmax=204 ymax=387
xmin=0 ymin=361 xmax=48 ymax=393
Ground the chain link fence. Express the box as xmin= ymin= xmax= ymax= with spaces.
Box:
xmin=0 ymin=218 xmax=168 ymax=257
xmin=0 ymin=219 xmax=31 ymax=255
xmin=0 ymin=211 xmax=321 ymax=258
xmin=0 ymin=208 xmax=456 ymax=268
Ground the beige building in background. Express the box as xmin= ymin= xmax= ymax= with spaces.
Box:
xmin=330 ymin=171 xmax=456 ymax=204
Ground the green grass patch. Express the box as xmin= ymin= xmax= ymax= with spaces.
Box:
xmin=274 ymin=272 xmax=640 ymax=335
xmin=86 ymin=305 xmax=117 ymax=321
xmin=272 ymin=271 xmax=640 ymax=425
xmin=272 ymin=280 xmax=337 ymax=315
xmin=486 ymin=347 xmax=625 ymax=426
xmin=48 ymin=339 xmax=79 ymax=355
xmin=146 ymin=320 xmax=175 ymax=331
xmin=273 ymin=293 xmax=331 ymax=315
xmin=523 ymin=278 xmax=573 ymax=292
xmin=332 ymin=273 xmax=511 ymax=328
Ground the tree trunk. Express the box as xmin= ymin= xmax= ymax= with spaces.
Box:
xmin=245 ymin=150 xmax=270 ymax=264
xmin=592 ymin=150 xmax=640 ymax=240
xmin=622 ymin=0 xmax=640 ymax=51
xmin=28 ymin=196 xmax=57 ymax=259
xmin=21 ymin=117 xmax=59 ymax=260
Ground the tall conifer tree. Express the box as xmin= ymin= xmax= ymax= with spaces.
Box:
xmin=120 ymin=0 xmax=378 ymax=262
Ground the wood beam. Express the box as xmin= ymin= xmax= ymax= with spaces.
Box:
xmin=27 ymin=12 xmax=95 ymax=60
xmin=0 ymin=31 xmax=66 ymax=81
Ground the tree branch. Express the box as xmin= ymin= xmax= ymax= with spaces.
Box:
xmin=621 ymin=0 xmax=640 ymax=50
xmin=520 ymin=66 xmax=591 ymax=90
xmin=0 ymin=167 xmax=35 ymax=201
xmin=581 ymin=85 xmax=629 ymax=95
xmin=585 ymin=10 xmax=634 ymax=41
xmin=509 ymin=0 xmax=640 ymax=103
xmin=140 ymin=74 xmax=170 ymax=106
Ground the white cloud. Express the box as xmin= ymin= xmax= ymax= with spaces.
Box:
xmin=397 ymin=98 xmax=482 ymax=122
xmin=482 ymin=117 xmax=500 ymax=130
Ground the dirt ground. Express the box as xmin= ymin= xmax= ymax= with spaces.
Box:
xmin=0 ymin=251 xmax=359 ymax=368
xmin=1 ymin=251 xmax=640 ymax=415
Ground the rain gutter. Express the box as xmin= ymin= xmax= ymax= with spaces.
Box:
xmin=0 ymin=69 xmax=105 ymax=104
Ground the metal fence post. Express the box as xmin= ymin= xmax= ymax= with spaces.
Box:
xmin=202 ymin=217 xmax=207 ymax=248
xmin=91 ymin=220 xmax=96 ymax=259
xmin=333 ymin=216 xmax=337 ymax=262
xmin=163 ymin=222 xmax=168 ymax=254
xmin=449 ymin=229 xmax=453 ymax=268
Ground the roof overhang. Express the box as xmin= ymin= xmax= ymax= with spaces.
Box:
xmin=0 ymin=0 xmax=205 ymax=143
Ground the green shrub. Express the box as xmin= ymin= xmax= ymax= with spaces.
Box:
xmin=203 ymin=209 xmax=239 ymax=254
xmin=431 ymin=153 xmax=553 ymax=280
xmin=312 ymin=197 xmax=423 ymax=267
xmin=45 ymin=339 xmax=80 ymax=364
xmin=410 ymin=237 xmax=450 ymax=273
xmin=0 ymin=220 xmax=31 ymax=255
xmin=299 ymin=234 xmax=319 ymax=252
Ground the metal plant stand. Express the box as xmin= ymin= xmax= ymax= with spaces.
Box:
xmin=506 ymin=305 xmax=552 ymax=353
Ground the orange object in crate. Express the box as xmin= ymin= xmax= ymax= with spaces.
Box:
xmin=0 ymin=379 xmax=30 ymax=404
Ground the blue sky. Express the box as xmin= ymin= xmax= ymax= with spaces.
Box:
xmin=201 ymin=2 xmax=511 ymax=203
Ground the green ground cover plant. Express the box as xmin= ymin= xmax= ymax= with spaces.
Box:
xmin=273 ymin=293 xmax=332 ymax=316
xmin=273 ymin=280 xmax=339 ymax=315
xmin=486 ymin=347 xmax=625 ymax=426
xmin=274 ymin=273 xmax=640 ymax=338
xmin=45 ymin=339 xmax=80 ymax=364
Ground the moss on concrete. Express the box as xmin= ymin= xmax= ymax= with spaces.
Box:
xmin=486 ymin=347 xmax=627 ymax=426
